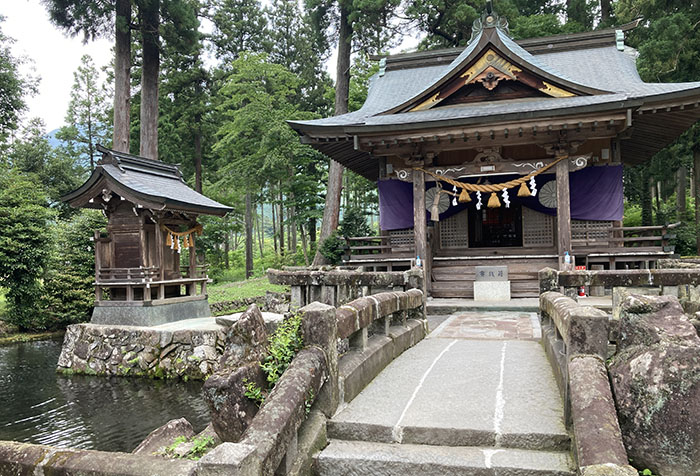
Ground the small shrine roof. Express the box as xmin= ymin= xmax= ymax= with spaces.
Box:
xmin=62 ymin=145 xmax=232 ymax=217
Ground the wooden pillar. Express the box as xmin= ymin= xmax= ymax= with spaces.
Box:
xmin=189 ymin=223 xmax=197 ymax=295
xmin=155 ymin=217 xmax=165 ymax=281
xmin=556 ymin=158 xmax=572 ymax=269
xmin=413 ymin=167 xmax=429 ymax=293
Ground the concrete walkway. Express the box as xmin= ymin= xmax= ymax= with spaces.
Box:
xmin=316 ymin=311 xmax=574 ymax=475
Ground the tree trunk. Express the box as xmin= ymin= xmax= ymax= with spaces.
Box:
xmin=245 ymin=191 xmax=253 ymax=279
xmin=300 ymin=224 xmax=309 ymax=266
xmin=272 ymin=199 xmax=278 ymax=253
xmin=694 ymin=150 xmax=700 ymax=254
xmin=312 ymin=4 xmax=351 ymax=266
xmin=278 ymin=188 xmax=285 ymax=256
xmin=309 ymin=217 xmax=316 ymax=244
xmin=258 ymin=202 xmax=264 ymax=259
xmin=678 ymin=166 xmax=687 ymax=218
xmin=193 ymin=127 xmax=202 ymax=192
xmin=224 ymin=229 xmax=230 ymax=269
xmin=600 ymin=0 xmax=611 ymax=23
xmin=139 ymin=0 xmax=159 ymax=160
xmin=289 ymin=206 xmax=297 ymax=252
xmin=113 ymin=0 xmax=131 ymax=153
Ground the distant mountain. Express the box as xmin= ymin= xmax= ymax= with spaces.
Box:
xmin=47 ymin=128 xmax=65 ymax=149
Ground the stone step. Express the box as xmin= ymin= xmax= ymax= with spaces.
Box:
xmin=314 ymin=440 xmax=575 ymax=476
xmin=327 ymin=420 xmax=570 ymax=451
xmin=330 ymin=338 xmax=570 ymax=451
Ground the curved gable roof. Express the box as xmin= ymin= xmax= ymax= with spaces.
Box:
xmin=383 ymin=24 xmax=611 ymax=115
xmin=62 ymin=145 xmax=232 ymax=217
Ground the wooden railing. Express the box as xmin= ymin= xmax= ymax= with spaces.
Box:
xmin=96 ymin=267 xmax=160 ymax=283
xmin=181 ymin=264 xmax=209 ymax=279
xmin=573 ymin=222 xmax=680 ymax=251
xmin=95 ymin=265 xmax=208 ymax=305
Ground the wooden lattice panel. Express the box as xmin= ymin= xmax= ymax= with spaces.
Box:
xmin=522 ymin=206 xmax=554 ymax=247
xmin=389 ymin=229 xmax=414 ymax=248
xmin=439 ymin=209 xmax=469 ymax=249
xmin=572 ymin=220 xmax=612 ymax=242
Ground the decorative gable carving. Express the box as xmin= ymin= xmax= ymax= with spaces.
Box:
xmin=410 ymin=49 xmax=577 ymax=112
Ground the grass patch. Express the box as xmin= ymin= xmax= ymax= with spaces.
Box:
xmin=0 ymin=288 xmax=6 ymax=320
xmin=207 ymin=277 xmax=288 ymax=304
xmin=0 ymin=331 xmax=65 ymax=346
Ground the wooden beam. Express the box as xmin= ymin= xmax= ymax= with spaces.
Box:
xmin=556 ymin=158 xmax=572 ymax=269
xmin=394 ymin=154 xmax=592 ymax=182
xmin=413 ymin=167 xmax=428 ymax=293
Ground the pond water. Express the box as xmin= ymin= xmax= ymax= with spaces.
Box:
xmin=0 ymin=338 xmax=211 ymax=453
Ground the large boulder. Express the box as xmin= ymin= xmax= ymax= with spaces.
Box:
xmin=608 ymin=294 xmax=700 ymax=475
xmin=217 ymin=304 xmax=268 ymax=371
xmin=132 ymin=417 xmax=195 ymax=455
xmin=202 ymin=362 xmax=266 ymax=442
xmin=203 ymin=304 xmax=270 ymax=442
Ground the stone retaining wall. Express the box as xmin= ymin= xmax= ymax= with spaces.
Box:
xmin=57 ymin=323 xmax=227 ymax=380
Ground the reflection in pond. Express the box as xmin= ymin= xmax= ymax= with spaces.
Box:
xmin=0 ymin=339 xmax=210 ymax=452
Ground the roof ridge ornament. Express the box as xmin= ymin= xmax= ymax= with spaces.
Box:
xmin=469 ymin=1 xmax=510 ymax=45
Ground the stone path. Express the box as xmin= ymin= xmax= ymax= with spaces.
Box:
xmin=315 ymin=311 xmax=574 ymax=475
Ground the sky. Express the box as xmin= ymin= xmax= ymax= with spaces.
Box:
xmin=2 ymin=0 xmax=421 ymax=134
xmin=2 ymin=0 xmax=113 ymax=132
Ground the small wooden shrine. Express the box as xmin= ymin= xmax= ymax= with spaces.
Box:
xmin=289 ymin=8 xmax=700 ymax=298
xmin=63 ymin=145 xmax=232 ymax=326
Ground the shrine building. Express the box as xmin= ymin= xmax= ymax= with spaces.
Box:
xmin=62 ymin=145 xmax=232 ymax=326
xmin=289 ymin=9 xmax=700 ymax=299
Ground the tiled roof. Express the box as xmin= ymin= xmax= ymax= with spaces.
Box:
xmin=289 ymin=29 xmax=700 ymax=132
xmin=62 ymin=146 xmax=232 ymax=216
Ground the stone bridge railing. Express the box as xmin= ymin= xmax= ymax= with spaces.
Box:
xmin=267 ymin=267 xmax=424 ymax=309
xmin=199 ymin=287 xmax=426 ymax=475
xmin=539 ymin=291 xmax=637 ymax=476
xmin=540 ymin=266 xmax=700 ymax=297
xmin=0 ymin=287 xmax=427 ymax=476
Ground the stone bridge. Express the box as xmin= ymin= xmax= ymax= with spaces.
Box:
xmin=2 ymin=267 xmax=699 ymax=475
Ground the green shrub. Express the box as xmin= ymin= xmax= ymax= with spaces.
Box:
xmin=40 ymin=271 xmax=94 ymax=330
xmin=246 ymin=313 xmax=304 ymax=406
xmin=261 ymin=312 xmax=303 ymax=385
xmin=318 ymin=231 xmax=346 ymax=265
xmin=0 ymin=171 xmax=54 ymax=331
xmin=340 ymin=207 xmax=372 ymax=238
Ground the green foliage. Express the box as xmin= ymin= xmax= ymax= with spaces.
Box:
xmin=38 ymin=210 xmax=106 ymax=330
xmin=0 ymin=170 xmax=54 ymax=331
xmin=163 ymin=434 xmax=215 ymax=460
xmin=188 ymin=435 xmax=215 ymax=460
xmin=243 ymin=378 xmax=265 ymax=406
xmin=261 ymin=313 xmax=303 ymax=386
xmin=340 ymin=207 xmax=372 ymax=238
xmin=9 ymin=118 xmax=85 ymax=218
xmin=56 ymin=54 xmax=111 ymax=170
xmin=318 ymin=231 xmax=346 ymax=265
xmin=0 ymin=16 xmax=37 ymax=148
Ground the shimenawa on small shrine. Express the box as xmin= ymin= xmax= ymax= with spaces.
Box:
xmin=63 ymin=145 xmax=232 ymax=326
xmin=289 ymin=6 xmax=700 ymax=299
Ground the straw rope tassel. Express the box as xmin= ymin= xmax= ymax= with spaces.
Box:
xmin=517 ymin=182 xmax=531 ymax=197
xmin=183 ymin=235 xmax=190 ymax=249
xmin=458 ymin=189 xmax=471 ymax=202
xmin=166 ymin=233 xmax=172 ymax=247
xmin=487 ymin=192 xmax=501 ymax=208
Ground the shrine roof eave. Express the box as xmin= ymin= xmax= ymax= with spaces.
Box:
xmin=62 ymin=148 xmax=232 ymax=217
xmin=290 ymin=85 xmax=700 ymax=139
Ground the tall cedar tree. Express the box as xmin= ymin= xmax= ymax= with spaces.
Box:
xmin=306 ymin=0 xmax=403 ymax=265
xmin=56 ymin=54 xmax=111 ymax=170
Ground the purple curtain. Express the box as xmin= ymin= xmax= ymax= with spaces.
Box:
xmin=377 ymin=165 xmax=624 ymax=231
xmin=378 ymin=179 xmax=415 ymax=230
